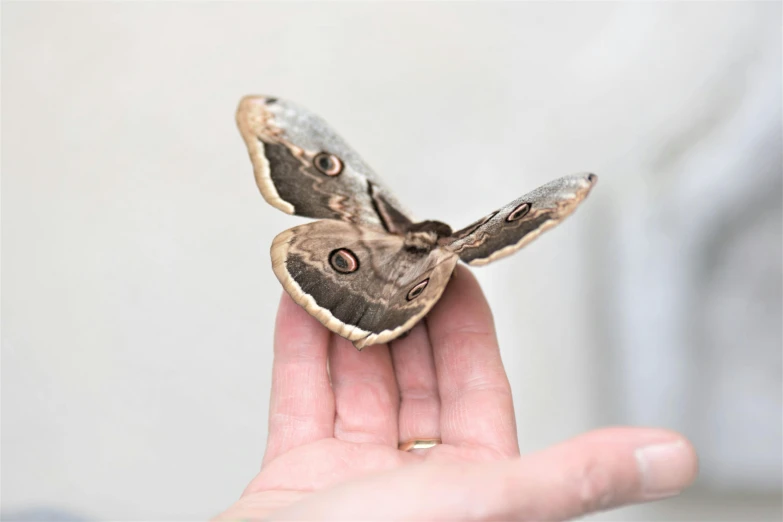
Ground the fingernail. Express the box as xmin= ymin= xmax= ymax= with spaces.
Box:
xmin=634 ymin=440 xmax=693 ymax=499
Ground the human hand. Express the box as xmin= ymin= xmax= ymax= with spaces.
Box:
xmin=217 ymin=266 xmax=697 ymax=520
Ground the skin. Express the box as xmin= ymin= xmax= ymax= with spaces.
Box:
xmin=217 ymin=266 xmax=698 ymax=521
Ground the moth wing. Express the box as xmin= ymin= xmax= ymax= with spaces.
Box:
xmin=237 ymin=96 xmax=413 ymax=233
xmin=447 ymin=173 xmax=597 ymax=266
xmin=271 ymin=220 xmax=458 ymax=349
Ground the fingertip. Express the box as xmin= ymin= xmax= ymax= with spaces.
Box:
xmin=428 ymin=264 xmax=495 ymax=337
xmin=634 ymin=433 xmax=699 ymax=499
xmin=447 ymin=264 xmax=482 ymax=299
xmin=526 ymin=427 xmax=699 ymax=518
xmin=274 ymin=291 xmax=331 ymax=357
xmin=585 ymin=427 xmax=700 ymax=495
xmin=275 ymin=291 xmax=300 ymax=330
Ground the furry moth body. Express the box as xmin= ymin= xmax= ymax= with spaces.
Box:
xmin=236 ymin=96 xmax=596 ymax=349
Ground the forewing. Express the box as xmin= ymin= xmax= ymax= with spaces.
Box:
xmin=236 ymin=95 xmax=413 ymax=233
xmin=271 ymin=220 xmax=458 ymax=349
xmin=448 ymin=173 xmax=597 ymax=266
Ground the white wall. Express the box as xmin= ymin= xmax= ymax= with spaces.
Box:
xmin=3 ymin=2 xmax=781 ymax=520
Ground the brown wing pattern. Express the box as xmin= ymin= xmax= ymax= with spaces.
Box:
xmin=271 ymin=220 xmax=458 ymax=349
xmin=237 ymin=95 xmax=598 ymax=349
xmin=236 ymin=96 xmax=413 ymax=233
xmin=448 ymin=174 xmax=597 ymax=266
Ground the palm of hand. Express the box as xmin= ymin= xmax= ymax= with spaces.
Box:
xmin=249 ymin=435 xmax=503 ymax=503
xmin=218 ymin=267 xmax=697 ymax=521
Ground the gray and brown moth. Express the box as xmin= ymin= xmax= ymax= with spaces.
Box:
xmin=236 ymin=96 xmax=596 ymax=349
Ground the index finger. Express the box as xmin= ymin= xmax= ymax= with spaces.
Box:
xmin=427 ymin=265 xmax=519 ymax=456
xmin=263 ymin=293 xmax=335 ymax=465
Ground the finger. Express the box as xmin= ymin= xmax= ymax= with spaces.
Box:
xmin=427 ymin=265 xmax=518 ymax=456
xmin=273 ymin=428 xmax=699 ymax=521
xmin=263 ymin=293 xmax=334 ymax=465
xmin=330 ymin=336 xmax=399 ymax=446
xmin=390 ymin=321 xmax=441 ymax=444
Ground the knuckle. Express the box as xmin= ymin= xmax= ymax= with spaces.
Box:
xmin=574 ymin=458 xmax=615 ymax=513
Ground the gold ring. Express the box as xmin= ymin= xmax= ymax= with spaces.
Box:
xmin=399 ymin=438 xmax=442 ymax=451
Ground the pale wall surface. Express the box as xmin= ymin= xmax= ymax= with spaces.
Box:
xmin=2 ymin=2 xmax=781 ymax=520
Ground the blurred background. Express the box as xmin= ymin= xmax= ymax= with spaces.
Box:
xmin=2 ymin=2 xmax=781 ymax=520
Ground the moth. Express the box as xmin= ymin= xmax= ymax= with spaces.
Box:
xmin=236 ymin=96 xmax=596 ymax=349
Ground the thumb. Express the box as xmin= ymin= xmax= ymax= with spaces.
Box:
xmin=273 ymin=427 xmax=698 ymax=521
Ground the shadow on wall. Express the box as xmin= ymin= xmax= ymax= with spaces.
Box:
xmin=594 ymin=49 xmax=782 ymax=494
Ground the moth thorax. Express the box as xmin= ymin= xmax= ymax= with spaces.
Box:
xmin=403 ymin=220 xmax=453 ymax=253
xmin=404 ymin=230 xmax=439 ymax=253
